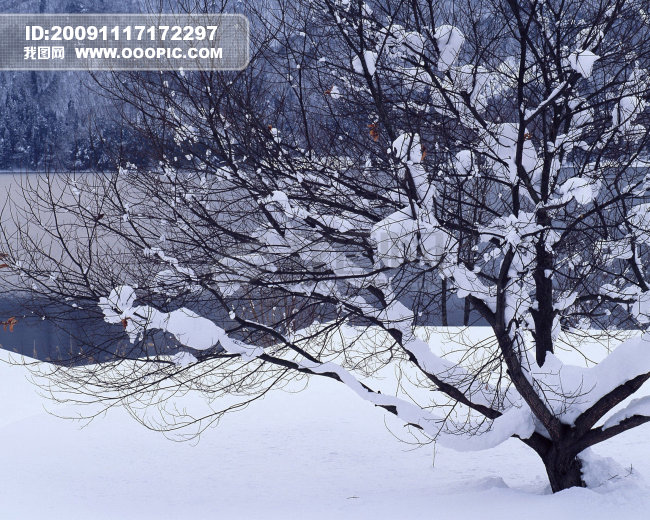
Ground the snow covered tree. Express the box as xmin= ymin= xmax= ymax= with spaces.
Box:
xmin=5 ymin=0 xmax=650 ymax=492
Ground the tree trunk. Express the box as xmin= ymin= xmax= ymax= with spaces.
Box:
xmin=463 ymin=298 xmax=470 ymax=326
xmin=441 ymin=278 xmax=448 ymax=327
xmin=542 ymin=448 xmax=586 ymax=492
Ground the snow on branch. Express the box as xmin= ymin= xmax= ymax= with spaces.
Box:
xmin=352 ymin=50 xmax=378 ymax=77
xmin=602 ymin=396 xmax=650 ymax=431
xmin=529 ymin=335 xmax=650 ymax=425
xmin=98 ymin=286 xmax=536 ymax=451
xmin=433 ymin=25 xmax=464 ymax=72
xmin=567 ymin=50 xmax=600 ymax=78
xmin=99 ymin=286 xmax=263 ymax=360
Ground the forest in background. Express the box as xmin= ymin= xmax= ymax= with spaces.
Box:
xmin=0 ymin=0 xmax=160 ymax=170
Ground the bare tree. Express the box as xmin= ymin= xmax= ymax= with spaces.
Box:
xmin=4 ymin=0 xmax=650 ymax=492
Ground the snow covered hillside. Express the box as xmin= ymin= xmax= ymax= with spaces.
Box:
xmin=2 ymin=328 xmax=650 ymax=519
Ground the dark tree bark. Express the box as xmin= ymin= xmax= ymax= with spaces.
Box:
xmin=441 ymin=277 xmax=448 ymax=327
xmin=542 ymin=449 xmax=586 ymax=492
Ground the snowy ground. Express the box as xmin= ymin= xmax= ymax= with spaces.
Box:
xmin=2 ymin=329 xmax=650 ymax=519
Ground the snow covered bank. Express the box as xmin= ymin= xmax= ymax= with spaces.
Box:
xmin=2 ymin=328 xmax=650 ymax=519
